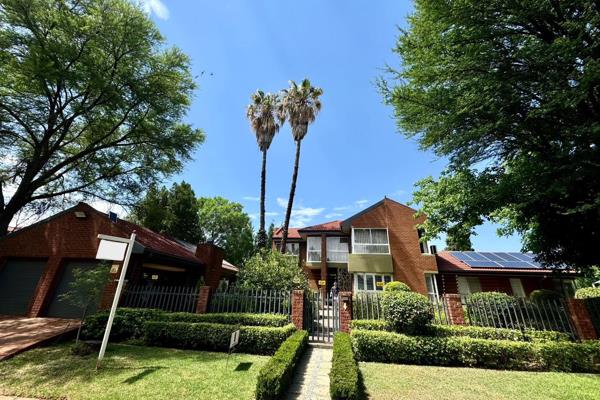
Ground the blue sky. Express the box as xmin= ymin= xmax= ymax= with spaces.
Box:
xmin=141 ymin=0 xmax=522 ymax=252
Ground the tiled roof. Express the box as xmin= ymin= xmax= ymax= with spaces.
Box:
xmin=436 ymin=251 xmax=551 ymax=274
xmin=273 ymin=227 xmax=301 ymax=239
xmin=298 ymin=220 xmax=342 ymax=232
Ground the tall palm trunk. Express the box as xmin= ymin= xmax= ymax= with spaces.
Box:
xmin=257 ymin=149 xmax=268 ymax=248
xmin=280 ymin=139 xmax=302 ymax=253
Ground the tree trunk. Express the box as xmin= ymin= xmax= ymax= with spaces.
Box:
xmin=257 ymin=149 xmax=268 ymax=248
xmin=280 ymin=140 xmax=302 ymax=253
xmin=0 ymin=210 xmax=14 ymax=237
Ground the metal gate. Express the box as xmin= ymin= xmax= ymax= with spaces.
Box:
xmin=303 ymin=290 xmax=340 ymax=342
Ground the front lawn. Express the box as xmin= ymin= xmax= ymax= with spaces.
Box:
xmin=0 ymin=343 xmax=268 ymax=400
xmin=360 ymin=362 xmax=600 ymax=400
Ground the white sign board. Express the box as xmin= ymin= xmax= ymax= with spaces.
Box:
xmin=96 ymin=239 xmax=128 ymax=261
xmin=229 ymin=330 xmax=240 ymax=349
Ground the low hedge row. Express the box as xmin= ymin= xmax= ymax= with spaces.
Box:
xmin=350 ymin=320 xmax=571 ymax=342
xmin=144 ymin=321 xmax=296 ymax=355
xmin=256 ymin=330 xmax=308 ymax=400
xmin=352 ymin=329 xmax=600 ymax=372
xmin=81 ymin=308 xmax=289 ymax=341
xmin=330 ymin=332 xmax=360 ymax=400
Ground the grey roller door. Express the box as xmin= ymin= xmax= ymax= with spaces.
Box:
xmin=45 ymin=261 xmax=104 ymax=319
xmin=0 ymin=260 xmax=46 ymax=315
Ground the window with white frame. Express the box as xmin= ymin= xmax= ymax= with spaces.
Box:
xmin=417 ymin=228 xmax=430 ymax=254
xmin=307 ymin=236 xmax=321 ymax=263
xmin=285 ymin=242 xmax=300 ymax=256
xmin=352 ymin=228 xmax=389 ymax=254
xmin=509 ymin=278 xmax=526 ymax=298
xmin=425 ymin=273 xmax=439 ymax=298
xmin=354 ymin=273 xmax=393 ymax=291
xmin=326 ymin=237 xmax=349 ymax=262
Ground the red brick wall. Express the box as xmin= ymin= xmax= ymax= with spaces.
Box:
xmin=291 ymin=290 xmax=304 ymax=330
xmin=479 ymin=276 xmax=512 ymax=294
xmin=0 ymin=203 xmax=133 ymax=317
xmin=195 ymin=243 xmax=224 ymax=291
xmin=350 ymin=199 xmax=438 ymax=295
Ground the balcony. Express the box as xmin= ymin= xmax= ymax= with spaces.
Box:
xmin=348 ymin=253 xmax=393 ymax=273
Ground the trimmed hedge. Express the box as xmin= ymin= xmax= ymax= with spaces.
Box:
xmin=144 ymin=321 xmax=296 ymax=355
xmin=256 ymin=330 xmax=308 ymax=400
xmin=351 ymin=329 xmax=600 ymax=372
xmin=330 ymin=332 xmax=360 ymax=400
xmin=81 ymin=308 xmax=289 ymax=341
xmin=351 ymin=320 xmax=571 ymax=343
xmin=381 ymin=291 xmax=433 ymax=334
xmin=384 ymin=281 xmax=411 ymax=292
xmin=575 ymin=287 xmax=600 ymax=299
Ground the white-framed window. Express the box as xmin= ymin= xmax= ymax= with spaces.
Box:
xmin=285 ymin=242 xmax=300 ymax=256
xmin=354 ymin=273 xmax=393 ymax=292
xmin=457 ymin=276 xmax=482 ymax=297
xmin=352 ymin=228 xmax=390 ymax=254
xmin=425 ymin=273 xmax=439 ymax=298
xmin=307 ymin=236 xmax=321 ymax=263
xmin=326 ymin=237 xmax=349 ymax=263
xmin=509 ymin=278 xmax=526 ymax=298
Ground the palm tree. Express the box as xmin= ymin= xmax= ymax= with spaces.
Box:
xmin=278 ymin=79 xmax=323 ymax=253
xmin=246 ymin=90 xmax=281 ymax=248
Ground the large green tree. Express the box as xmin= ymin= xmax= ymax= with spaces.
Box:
xmin=0 ymin=0 xmax=204 ymax=236
xmin=384 ymin=0 xmax=600 ymax=270
xmin=197 ymin=196 xmax=254 ymax=266
xmin=277 ymin=79 xmax=323 ymax=253
xmin=237 ymin=249 xmax=308 ymax=291
xmin=131 ymin=181 xmax=201 ymax=243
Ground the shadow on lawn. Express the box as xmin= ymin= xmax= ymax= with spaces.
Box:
xmin=234 ymin=362 xmax=253 ymax=372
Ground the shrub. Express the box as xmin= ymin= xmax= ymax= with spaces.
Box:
xmin=529 ymin=289 xmax=561 ymax=303
xmin=381 ymin=291 xmax=433 ymax=334
xmin=384 ymin=281 xmax=411 ymax=292
xmin=469 ymin=291 xmax=516 ymax=303
xmin=575 ymin=287 xmax=600 ymax=299
xmin=330 ymin=333 xmax=360 ymax=400
xmin=255 ymin=330 xmax=308 ymax=400
xmin=351 ymin=330 xmax=600 ymax=372
xmin=81 ymin=308 xmax=289 ymax=341
xmin=351 ymin=320 xmax=571 ymax=342
xmin=70 ymin=342 xmax=93 ymax=356
xmin=144 ymin=321 xmax=296 ymax=355
xmin=238 ymin=249 xmax=309 ymax=291
xmin=467 ymin=291 xmax=519 ymax=328
xmin=350 ymin=319 xmax=391 ymax=331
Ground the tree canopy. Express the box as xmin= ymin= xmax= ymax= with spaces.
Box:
xmin=197 ymin=196 xmax=254 ymax=266
xmin=237 ymin=249 xmax=308 ymax=291
xmin=384 ymin=0 xmax=600 ymax=270
xmin=0 ymin=0 xmax=204 ymax=235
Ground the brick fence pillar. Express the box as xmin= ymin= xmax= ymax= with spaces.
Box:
xmin=28 ymin=257 xmax=63 ymax=317
xmin=567 ymin=299 xmax=597 ymax=340
xmin=443 ymin=294 xmax=465 ymax=325
xmin=196 ymin=286 xmax=211 ymax=314
xmin=291 ymin=290 xmax=304 ymax=330
xmin=339 ymin=291 xmax=353 ymax=333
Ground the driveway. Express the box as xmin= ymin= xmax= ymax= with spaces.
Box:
xmin=0 ymin=316 xmax=80 ymax=360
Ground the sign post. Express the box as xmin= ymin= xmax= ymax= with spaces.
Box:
xmin=226 ymin=328 xmax=240 ymax=368
xmin=95 ymin=232 xmax=136 ymax=369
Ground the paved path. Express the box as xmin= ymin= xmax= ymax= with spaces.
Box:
xmin=0 ymin=316 xmax=79 ymax=360
xmin=0 ymin=396 xmax=39 ymax=400
xmin=285 ymin=344 xmax=333 ymax=400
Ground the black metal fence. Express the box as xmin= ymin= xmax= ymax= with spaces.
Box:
xmin=304 ymin=290 xmax=340 ymax=342
xmin=208 ymin=287 xmax=291 ymax=315
xmin=352 ymin=292 xmax=450 ymax=324
xmin=464 ymin=296 xmax=575 ymax=336
xmin=120 ymin=285 xmax=199 ymax=313
xmin=585 ymin=297 xmax=600 ymax=336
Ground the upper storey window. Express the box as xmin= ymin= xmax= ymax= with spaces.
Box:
xmin=307 ymin=236 xmax=321 ymax=262
xmin=352 ymin=228 xmax=390 ymax=254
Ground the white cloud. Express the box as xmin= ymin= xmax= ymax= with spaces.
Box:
xmin=265 ymin=212 xmax=279 ymax=217
xmin=243 ymin=196 xmax=260 ymax=202
xmin=275 ymin=197 xmax=324 ymax=226
xmin=276 ymin=197 xmax=288 ymax=208
xmin=325 ymin=212 xmax=343 ymax=219
xmin=139 ymin=0 xmax=169 ymax=20
xmin=333 ymin=205 xmax=351 ymax=211
xmin=393 ymin=189 xmax=407 ymax=197
xmin=355 ymin=199 xmax=369 ymax=208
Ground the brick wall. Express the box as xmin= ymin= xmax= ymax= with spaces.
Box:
xmin=567 ymin=299 xmax=597 ymax=340
xmin=291 ymin=290 xmax=304 ymax=330
xmin=195 ymin=243 xmax=225 ymax=291
xmin=339 ymin=291 xmax=352 ymax=333
xmin=350 ymin=199 xmax=438 ymax=295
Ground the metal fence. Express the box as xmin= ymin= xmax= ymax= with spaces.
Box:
xmin=352 ymin=292 xmax=450 ymax=324
xmin=208 ymin=287 xmax=291 ymax=315
xmin=120 ymin=285 xmax=199 ymax=313
xmin=585 ymin=297 xmax=600 ymax=337
xmin=464 ymin=296 xmax=575 ymax=336
xmin=304 ymin=290 xmax=340 ymax=342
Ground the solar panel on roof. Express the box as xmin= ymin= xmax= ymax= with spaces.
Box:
xmin=465 ymin=252 xmax=488 ymax=261
xmin=450 ymin=251 xmax=473 ymax=262
xmin=496 ymin=261 xmax=538 ymax=269
xmin=450 ymin=251 xmax=548 ymax=270
xmin=463 ymin=261 xmax=501 ymax=268
xmin=479 ymin=252 xmax=505 ymax=262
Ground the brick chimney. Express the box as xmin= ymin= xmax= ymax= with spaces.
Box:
xmin=195 ymin=243 xmax=225 ymax=290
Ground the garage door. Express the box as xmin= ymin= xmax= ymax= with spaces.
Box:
xmin=45 ymin=261 xmax=105 ymax=319
xmin=0 ymin=260 xmax=46 ymax=315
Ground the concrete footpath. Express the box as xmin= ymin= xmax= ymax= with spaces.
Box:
xmin=285 ymin=343 xmax=333 ymax=400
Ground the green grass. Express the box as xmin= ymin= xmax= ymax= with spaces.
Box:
xmin=360 ymin=362 xmax=600 ymax=400
xmin=0 ymin=343 xmax=268 ymax=400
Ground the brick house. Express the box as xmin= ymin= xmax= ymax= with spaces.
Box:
xmin=273 ymin=198 xmax=575 ymax=297
xmin=0 ymin=202 xmax=237 ymax=318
